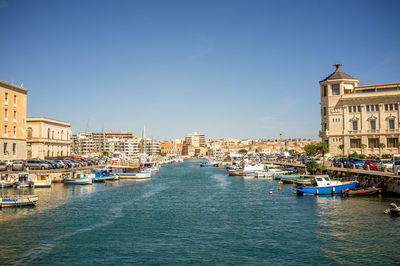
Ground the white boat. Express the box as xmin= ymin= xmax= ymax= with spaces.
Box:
xmin=0 ymin=174 xmax=14 ymax=188
xmin=64 ymin=171 xmax=93 ymax=185
xmin=107 ymin=165 xmax=151 ymax=179
xmin=34 ymin=173 xmax=52 ymax=187
xmin=0 ymin=195 xmax=38 ymax=208
xmin=14 ymin=173 xmax=34 ymax=188
xmin=228 ymin=164 xmax=265 ymax=177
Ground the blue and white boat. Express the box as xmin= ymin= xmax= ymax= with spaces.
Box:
xmin=14 ymin=173 xmax=34 ymax=188
xmin=296 ymin=175 xmax=357 ymax=195
xmin=91 ymin=168 xmax=119 ymax=181
xmin=273 ymin=173 xmax=304 ymax=180
xmin=228 ymin=164 xmax=265 ymax=177
xmin=64 ymin=171 xmax=93 ymax=185
xmin=107 ymin=166 xmax=151 ymax=179
xmin=200 ymin=161 xmax=219 ymax=167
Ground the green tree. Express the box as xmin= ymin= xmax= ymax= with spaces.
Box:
xmin=238 ymin=149 xmax=248 ymax=154
xmin=306 ymin=160 xmax=319 ymax=174
xmin=378 ymin=143 xmax=386 ymax=156
xmin=338 ymin=144 xmax=345 ymax=156
xmin=304 ymin=143 xmax=319 ymax=156
xmin=102 ymin=151 xmax=109 ymax=157
xmin=317 ymin=142 xmax=329 ymax=162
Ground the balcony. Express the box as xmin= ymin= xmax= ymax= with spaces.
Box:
xmin=319 ymin=130 xmax=328 ymax=137
xmin=367 ymin=129 xmax=380 ymax=133
xmin=385 ymin=129 xmax=399 ymax=133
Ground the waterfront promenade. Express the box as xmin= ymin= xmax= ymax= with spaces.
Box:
xmin=0 ymin=160 xmax=399 ymax=264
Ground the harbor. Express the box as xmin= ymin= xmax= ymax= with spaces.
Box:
xmin=0 ymin=160 xmax=399 ymax=264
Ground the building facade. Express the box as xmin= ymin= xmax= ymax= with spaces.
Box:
xmin=26 ymin=117 xmax=72 ymax=159
xmin=319 ymin=65 xmax=400 ymax=156
xmin=182 ymin=131 xmax=207 ymax=156
xmin=0 ymin=80 xmax=28 ymax=160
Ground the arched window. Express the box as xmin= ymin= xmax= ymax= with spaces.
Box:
xmin=27 ymin=127 xmax=33 ymax=140
xmin=61 ymin=130 xmax=64 ymax=140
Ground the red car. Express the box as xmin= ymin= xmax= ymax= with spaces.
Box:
xmin=74 ymin=157 xmax=92 ymax=166
xmin=364 ymin=159 xmax=379 ymax=170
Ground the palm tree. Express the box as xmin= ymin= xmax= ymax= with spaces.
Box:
xmin=360 ymin=144 xmax=367 ymax=155
xmin=338 ymin=144 xmax=344 ymax=156
xmin=378 ymin=143 xmax=386 ymax=156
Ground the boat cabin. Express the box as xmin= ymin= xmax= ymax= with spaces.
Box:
xmin=108 ymin=166 xmax=141 ymax=174
xmin=18 ymin=173 xmax=30 ymax=182
xmin=310 ymin=175 xmax=342 ymax=187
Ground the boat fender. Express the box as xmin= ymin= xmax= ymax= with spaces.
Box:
xmin=316 ymin=189 xmax=319 ymax=195
xmin=278 ymin=187 xmax=282 ymax=191
xmin=269 ymin=191 xmax=273 ymax=195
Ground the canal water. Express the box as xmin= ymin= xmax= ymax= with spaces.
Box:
xmin=0 ymin=160 xmax=399 ymax=265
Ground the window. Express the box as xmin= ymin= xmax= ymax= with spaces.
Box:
xmin=48 ymin=128 xmax=50 ymax=139
xmin=371 ymin=105 xmax=375 ymax=111
xmin=366 ymin=105 xmax=370 ymax=112
xmin=13 ymin=95 xmax=16 ymax=106
xmin=332 ymin=84 xmax=340 ymax=95
xmin=323 ymin=86 xmax=327 ymax=97
xmin=353 ymin=106 xmax=356 ymax=112
xmin=12 ymin=143 xmax=16 ymax=155
xmin=387 ymin=138 xmax=399 ymax=148
xmin=348 ymin=106 xmax=352 ymax=112
xmin=4 ymin=93 xmax=8 ymax=105
xmin=4 ymin=125 xmax=7 ymax=136
xmin=389 ymin=119 xmax=395 ymax=130
xmin=370 ymin=120 xmax=376 ymax=130
xmin=352 ymin=121 xmax=358 ymax=131
xmin=369 ymin=138 xmax=379 ymax=148
xmin=395 ymin=104 xmax=398 ymax=110
xmin=385 ymin=104 xmax=388 ymax=111
xmin=13 ymin=111 xmax=16 ymax=122
xmin=323 ymin=107 xmax=326 ymax=116
xmin=350 ymin=139 xmax=361 ymax=148
xmin=390 ymin=104 xmax=393 ymax=111
xmin=3 ymin=143 xmax=7 ymax=154
xmin=4 ymin=109 xmax=7 ymax=121
xmin=13 ymin=126 xmax=16 ymax=137
xmin=324 ymin=123 xmax=327 ymax=131
xmin=27 ymin=127 xmax=33 ymax=139
xmin=357 ymin=106 xmax=361 ymax=112
xmin=376 ymin=105 xmax=379 ymax=111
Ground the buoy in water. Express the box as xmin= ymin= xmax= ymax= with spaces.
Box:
xmin=278 ymin=187 xmax=282 ymax=191
xmin=278 ymin=181 xmax=283 ymax=184
xmin=269 ymin=191 xmax=273 ymax=195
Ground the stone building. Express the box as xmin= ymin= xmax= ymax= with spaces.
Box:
xmin=0 ymin=80 xmax=28 ymax=160
xmin=26 ymin=117 xmax=72 ymax=159
xmin=319 ymin=64 xmax=400 ymax=156
xmin=182 ymin=132 xmax=207 ymax=156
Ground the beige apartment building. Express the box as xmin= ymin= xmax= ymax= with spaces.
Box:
xmin=182 ymin=131 xmax=207 ymax=156
xmin=319 ymin=65 xmax=400 ymax=156
xmin=26 ymin=117 xmax=72 ymax=159
xmin=0 ymin=80 xmax=28 ymax=160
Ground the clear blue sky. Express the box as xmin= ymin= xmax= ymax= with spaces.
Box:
xmin=1 ymin=0 xmax=399 ymax=140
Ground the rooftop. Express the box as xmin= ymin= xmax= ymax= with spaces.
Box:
xmin=320 ymin=64 xmax=358 ymax=82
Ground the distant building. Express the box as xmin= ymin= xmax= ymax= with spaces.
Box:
xmin=182 ymin=131 xmax=207 ymax=156
xmin=72 ymin=132 xmax=95 ymax=155
xmin=92 ymin=131 xmax=136 ymax=152
xmin=26 ymin=117 xmax=72 ymax=159
xmin=320 ymin=64 xmax=400 ymax=156
xmin=0 ymin=80 xmax=28 ymax=160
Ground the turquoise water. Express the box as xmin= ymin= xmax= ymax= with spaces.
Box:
xmin=0 ymin=160 xmax=399 ymax=265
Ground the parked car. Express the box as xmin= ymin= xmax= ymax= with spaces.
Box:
xmin=0 ymin=161 xmax=8 ymax=171
xmin=333 ymin=158 xmax=346 ymax=167
xmin=74 ymin=158 xmax=91 ymax=166
xmin=25 ymin=160 xmax=49 ymax=170
xmin=347 ymin=157 xmax=365 ymax=169
xmin=12 ymin=160 xmax=25 ymax=171
xmin=377 ymin=159 xmax=393 ymax=171
xmin=364 ymin=159 xmax=380 ymax=170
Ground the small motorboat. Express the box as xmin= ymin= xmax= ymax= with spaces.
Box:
xmin=0 ymin=174 xmax=14 ymax=188
xmin=384 ymin=203 xmax=400 ymax=216
xmin=0 ymin=194 xmax=38 ymax=208
xmin=64 ymin=171 xmax=93 ymax=185
xmin=200 ymin=162 xmax=219 ymax=167
xmin=14 ymin=173 xmax=34 ymax=188
xmin=296 ymin=175 xmax=357 ymax=195
xmin=342 ymin=187 xmax=380 ymax=197
xmin=34 ymin=173 xmax=52 ymax=187
xmin=91 ymin=168 xmax=119 ymax=181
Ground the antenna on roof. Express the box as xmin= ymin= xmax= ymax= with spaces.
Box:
xmin=333 ymin=64 xmax=342 ymax=70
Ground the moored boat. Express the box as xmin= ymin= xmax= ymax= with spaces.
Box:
xmin=296 ymin=175 xmax=357 ymax=195
xmin=0 ymin=194 xmax=38 ymax=207
xmin=34 ymin=173 xmax=52 ymax=187
xmin=107 ymin=165 xmax=151 ymax=179
xmin=384 ymin=203 xmax=400 ymax=216
xmin=342 ymin=187 xmax=380 ymax=197
xmin=14 ymin=173 xmax=34 ymax=188
xmin=64 ymin=171 xmax=93 ymax=185
xmin=200 ymin=162 xmax=219 ymax=167
xmin=228 ymin=164 xmax=265 ymax=177
xmin=274 ymin=173 xmax=304 ymax=180
xmin=0 ymin=174 xmax=14 ymax=188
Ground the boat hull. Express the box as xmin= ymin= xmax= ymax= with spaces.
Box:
xmin=297 ymin=181 xmax=357 ymax=195
xmin=0 ymin=195 xmax=38 ymax=207
xmin=117 ymin=172 xmax=151 ymax=179
xmin=64 ymin=178 xmax=92 ymax=185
